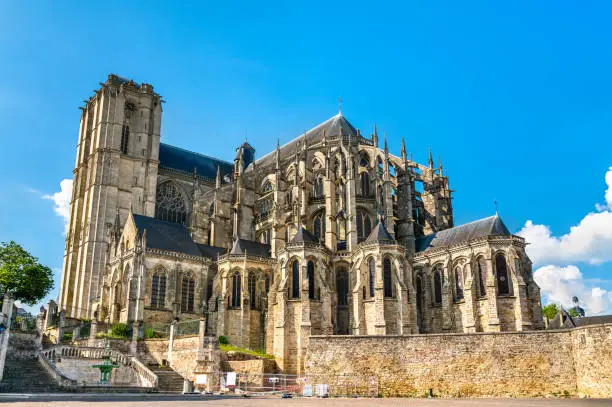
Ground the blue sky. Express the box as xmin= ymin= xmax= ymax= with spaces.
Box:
xmin=1 ymin=1 xmax=611 ymax=314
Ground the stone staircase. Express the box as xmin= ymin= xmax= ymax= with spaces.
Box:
xmin=0 ymin=357 xmax=63 ymax=393
xmin=148 ymin=365 xmax=185 ymax=393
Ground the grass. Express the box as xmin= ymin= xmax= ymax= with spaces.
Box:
xmin=219 ymin=343 xmax=274 ymax=360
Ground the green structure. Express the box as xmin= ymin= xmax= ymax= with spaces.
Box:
xmin=92 ymin=341 xmax=120 ymax=384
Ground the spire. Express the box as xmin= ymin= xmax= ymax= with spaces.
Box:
xmin=113 ymin=208 xmax=121 ymax=242
xmin=438 ymin=155 xmax=443 ymax=174
xmin=401 ymin=137 xmax=407 ymax=162
xmin=372 ymin=123 xmax=378 ymax=146
xmin=384 ymin=133 xmax=389 ymax=155
xmin=275 ymin=138 xmax=281 ymax=171
xmin=428 ymin=147 xmax=434 ymax=169
xmin=215 ymin=165 xmax=221 ymax=188
xmin=322 ymin=129 xmax=327 ymax=145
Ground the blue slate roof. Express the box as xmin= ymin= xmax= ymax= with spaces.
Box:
xmin=230 ymin=239 xmax=271 ymax=258
xmin=364 ymin=221 xmax=396 ymax=244
xmin=415 ymin=215 xmax=511 ymax=253
xmin=132 ymin=215 xmax=228 ymax=258
xmin=133 ymin=214 xmax=202 ymax=257
xmin=290 ymin=226 xmax=319 ymax=244
xmin=159 ymin=143 xmax=233 ymax=179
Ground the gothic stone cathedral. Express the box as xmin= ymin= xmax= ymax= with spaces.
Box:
xmin=59 ymin=74 xmax=543 ymax=373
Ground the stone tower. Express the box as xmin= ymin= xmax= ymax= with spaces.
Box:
xmin=58 ymin=74 xmax=162 ymax=318
xmin=421 ymin=150 xmax=453 ymax=234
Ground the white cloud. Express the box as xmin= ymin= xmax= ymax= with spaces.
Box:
xmin=519 ymin=167 xmax=612 ymax=315
xmin=518 ymin=167 xmax=612 ymax=266
xmin=43 ymin=179 xmax=73 ymax=233
xmin=534 ymin=265 xmax=612 ymax=315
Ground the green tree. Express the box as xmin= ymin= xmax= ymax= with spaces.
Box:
xmin=567 ymin=308 xmax=581 ymax=318
xmin=542 ymin=303 xmax=559 ymax=320
xmin=0 ymin=241 xmax=54 ymax=305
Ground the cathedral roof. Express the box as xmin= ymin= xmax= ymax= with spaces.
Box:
xmin=196 ymin=244 xmax=227 ymax=259
xmin=133 ymin=214 xmax=203 ymax=257
xmin=573 ymin=315 xmax=612 ymax=327
xmin=255 ymin=113 xmax=359 ymax=167
xmin=290 ymin=226 xmax=319 ymax=244
xmin=230 ymin=239 xmax=271 ymax=258
xmin=364 ymin=221 xmax=396 ymax=244
xmin=415 ymin=214 xmax=511 ymax=253
xmin=159 ymin=143 xmax=233 ymax=180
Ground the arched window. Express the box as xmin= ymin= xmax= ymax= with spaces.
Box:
xmin=260 ymin=229 xmax=271 ymax=244
xmin=360 ymin=172 xmax=370 ymax=196
xmin=383 ymin=258 xmax=393 ymax=298
xmin=231 ymin=272 xmax=241 ymax=308
xmin=433 ymin=267 xmax=442 ymax=304
xmin=181 ymin=274 xmax=195 ymax=313
xmin=313 ymin=177 xmax=324 ymax=198
xmin=155 ymin=182 xmax=187 ymax=225
xmin=151 ymin=268 xmax=167 ymax=308
xmin=120 ymin=125 xmax=130 ymax=154
xmin=261 ymin=179 xmax=273 ymax=194
xmin=356 ymin=212 xmax=363 ymax=238
xmin=291 ymin=260 xmax=300 ymax=299
xmin=455 ymin=266 xmax=464 ymax=301
xmin=477 ymin=257 xmax=487 ymax=297
xmin=313 ymin=212 xmax=325 ymax=242
xmin=496 ymin=254 xmax=511 ymax=295
xmin=336 ymin=269 xmax=349 ymax=305
xmin=248 ymin=274 xmax=258 ymax=309
xmin=368 ymin=257 xmax=375 ymax=298
xmin=265 ymin=273 xmax=271 ymax=294
xmin=307 ymin=261 xmax=315 ymax=300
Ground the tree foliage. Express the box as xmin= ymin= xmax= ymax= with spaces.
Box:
xmin=0 ymin=241 xmax=54 ymax=305
xmin=542 ymin=303 xmax=559 ymax=320
xmin=567 ymin=308 xmax=581 ymax=318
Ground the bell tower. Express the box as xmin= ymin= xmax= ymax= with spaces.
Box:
xmin=58 ymin=74 xmax=163 ymax=318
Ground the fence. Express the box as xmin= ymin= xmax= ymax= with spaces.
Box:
xmin=10 ymin=315 xmax=37 ymax=332
xmin=199 ymin=372 xmax=378 ymax=397
xmin=175 ymin=319 xmax=200 ymax=337
xmin=143 ymin=322 xmax=170 ymax=338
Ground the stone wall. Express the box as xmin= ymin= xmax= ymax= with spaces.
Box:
xmin=305 ymin=324 xmax=612 ymax=398
xmin=136 ymin=336 xmax=200 ymax=379
xmin=54 ymin=358 xmax=141 ymax=386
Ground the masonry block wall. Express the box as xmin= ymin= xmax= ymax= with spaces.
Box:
xmin=305 ymin=324 xmax=612 ymax=398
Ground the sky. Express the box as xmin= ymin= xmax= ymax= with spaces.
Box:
xmin=0 ymin=1 xmax=611 ymax=315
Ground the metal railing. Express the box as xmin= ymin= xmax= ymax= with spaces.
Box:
xmin=176 ymin=319 xmax=200 ymax=337
xmin=198 ymin=372 xmax=378 ymax=397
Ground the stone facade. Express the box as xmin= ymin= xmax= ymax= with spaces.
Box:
xmin=59 ymin=75 xmax=543 ymax=375
xmin=305 ymin=324 xmax=612 ymax=398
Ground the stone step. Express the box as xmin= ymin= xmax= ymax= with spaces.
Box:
xmin=148 ymin=366 xmax=185 ymax=393
xmin=0 ymin=358 xmax=62 ymax=393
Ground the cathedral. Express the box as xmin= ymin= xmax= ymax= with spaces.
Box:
xmin=59 ymin=74 xmax=543 ymax=373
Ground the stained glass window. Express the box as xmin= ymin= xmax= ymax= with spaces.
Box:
xmin=155 ymin=182 xmax=187 ymax=225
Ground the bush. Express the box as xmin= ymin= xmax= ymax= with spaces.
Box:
xmin=145 ymin=327 xmax=155 ymax=339
xmin=62 ymin=332 xmax=73 ymax=342
xmin=110 ymin=322 xmax=129 ymax=338
xmin=218 ymin=335 xmax=229 ymax=345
